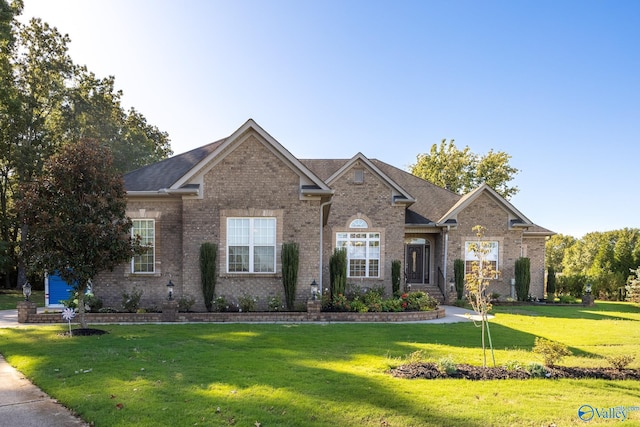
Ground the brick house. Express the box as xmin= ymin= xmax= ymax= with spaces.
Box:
xmin=94 ymin=119 xmax=554 ymax=310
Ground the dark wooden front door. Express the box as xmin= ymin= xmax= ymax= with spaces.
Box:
xmin=406 ymin=245 xmax=424 ymax=284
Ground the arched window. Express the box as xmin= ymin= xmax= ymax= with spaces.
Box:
xmin=349 ymin=218 xmax=368 ymax=229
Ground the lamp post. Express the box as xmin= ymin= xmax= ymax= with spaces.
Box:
xmin=310 ymin=279 xmax=319 ymax=301
xmin=22 ymin=281 xmax=32 ymax=302
xmin=167 ymin=279 xmax=175 ymax=301
xmin=586 ymin=283 xmax=592 ymax=294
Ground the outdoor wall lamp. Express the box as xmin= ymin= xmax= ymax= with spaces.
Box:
xmin=167 ymin=279 xmax=175 ymax=300
xmin=22 ymin=281 xmax=32 ymax=301
xmin=310 ymin=280 xmax=319 ymax=300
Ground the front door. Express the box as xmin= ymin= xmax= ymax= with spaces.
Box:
xmin=406 ymin=244 xmax=424 ymax=284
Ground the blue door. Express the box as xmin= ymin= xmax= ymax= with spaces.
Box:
xmin=46 ymin=274 xmax=74 ymax=307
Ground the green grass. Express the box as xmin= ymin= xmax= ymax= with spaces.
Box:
xmin=0 ymin=289 xmax=44 ymax=310
xmin=1 ymin=302 xmax=640 ymax=426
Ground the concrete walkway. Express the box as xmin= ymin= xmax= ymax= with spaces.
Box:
xmin=0 ymin=305 xmax=488 ymax=426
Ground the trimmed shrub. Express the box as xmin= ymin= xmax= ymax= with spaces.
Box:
xmin=515 ymin=257 xmax=531 ymax=301
xmin=391 ymin=260 xmax=402 ymax=295
xmin=281 ymin=242 xmax=299 ymax=310
xmin=454 ymin=259 xmax=465 ymax=300
xmin=606 ymin=354 xmax=635 ymax=370
xmin=122 ymin=288 xmax=142 ymax=313
xmin=200 ymin=243 xmax=218 ymax=312
xmin=177 ymin=295 xmax=195 ymax=312
xmin=546 ymin=266 xmax=556 ymax=299
xmin=329 ymin=248 xmax=347 ymax=298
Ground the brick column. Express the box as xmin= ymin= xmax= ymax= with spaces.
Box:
xmin=307 ymin=300 xmax=321 ymax=321
xmin=17 ymin=301 xmax=37 ymax=323
xmin=161 ymin=300 xmax=179 ymax=322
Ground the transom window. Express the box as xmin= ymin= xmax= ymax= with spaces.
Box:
xmin=349 ymin=218 xmax=368 ymax=229
xmin=227 ymin=218 xmax=276 ymax=273
xmin=132 ymin=219 xmax=155 ymax=273
xmin=464 ymin=241 xmax=498 ymax=276
xmin=336 ymin=232 xmax=380 ymax=278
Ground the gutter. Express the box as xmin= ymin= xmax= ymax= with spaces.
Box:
xmin=319 ymin=199 xmax=332 ymax=291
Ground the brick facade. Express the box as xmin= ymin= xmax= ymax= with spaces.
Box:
xmin=93 ymin=120 xmax=551 ymax=311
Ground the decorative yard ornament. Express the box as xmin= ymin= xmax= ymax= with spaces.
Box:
xmin=22 ymin=281 xmax=32 ymax=301
xmin=62 ymin=307 xmax=76 ymax=335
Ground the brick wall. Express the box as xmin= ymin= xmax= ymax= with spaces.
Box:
xmin=324 ymin=162 xmax=405 ymax=295
xmin=447 ymin=192 xmax=545 ymax=299
xmin=179 ymin=133 xmax=321 ymax=311
xmin=94 ymin=198 xmax=183 ymax=309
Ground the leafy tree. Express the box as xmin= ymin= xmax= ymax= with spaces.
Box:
xmin=52 ymin=69 xmax=172 ymax=173
xmin=0 ymin=7 xmax=171 ymax=289
xmin=410 ymin=139 xmax=519 ymax=199
xmin=545 ymin=234 xmax=576 ymax=272
xmin=465 ymin=225 xmax=498 ymax=368
xmin=17 ymin=139 xmax=140 ymax=328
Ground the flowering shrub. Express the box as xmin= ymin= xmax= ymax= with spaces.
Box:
xmin=322 ymin=290 xmax=437 ymax=312
xmin=212 ymin=295 xmax=230 ymax=312
xmin=238 ymin=294 xmax=258 ymax=312
xmin=267 ymin=295 xmax=283 ymax=312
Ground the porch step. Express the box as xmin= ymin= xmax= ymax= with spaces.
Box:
xmin=407 ymin=284 xmax=445 ymax=304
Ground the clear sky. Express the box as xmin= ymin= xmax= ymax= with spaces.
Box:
xmin=19 ymin=0 xmax=640 ymax=239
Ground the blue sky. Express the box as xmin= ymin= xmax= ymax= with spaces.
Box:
xmin=20 ymin=0 xmax=640 ymax=238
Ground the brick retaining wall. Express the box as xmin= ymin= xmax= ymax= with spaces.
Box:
xmin=21 ymin=307 xmax=445 ymax=324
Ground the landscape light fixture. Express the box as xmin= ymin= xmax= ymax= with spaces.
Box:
xmin=22 ymin=281 xmax=32 ymax=301
xmin=167 ymin=279 xmax=175 ymax=300
xmin=310 ymin=280 xmax=319 ymax=300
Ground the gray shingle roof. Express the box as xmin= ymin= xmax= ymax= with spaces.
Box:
xmin=124 ymin=138 xmax=226 ymax=191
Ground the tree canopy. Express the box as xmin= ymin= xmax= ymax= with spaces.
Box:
xmin=17 ymin=139 xmax=139 ymax=327
xmin=546 ymin=228 xmax=640 ymax=300
xmin=410 ymin=139 xmax=519 ymax=199
xmin=0 ymin=4 xmax=171 ymax=288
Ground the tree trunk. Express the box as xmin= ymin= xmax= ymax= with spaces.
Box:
xmin=16 ymin=225 xmax=28 ymax=290
xmin=77 ymin=285 xmax=87 ymax=329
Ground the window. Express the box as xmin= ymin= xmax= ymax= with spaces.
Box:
xmin=354 ymin=169 xmax=364 ymax=183
xmin=227 ymin=218 xmax=276 ymax=273
xmin=132 ymin=219 xmax=155 ymax=273
xmin=336 ymin=232 xmax=380 ymax=277
xmin=465 ymin=241 xmax=498 ymax=276
xmin=349 ymin=218 xmax=368 ymax=229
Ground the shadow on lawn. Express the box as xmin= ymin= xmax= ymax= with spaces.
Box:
xmin=0 ymin=317 xmax=620 ymax=427
xmin=494 ymin=301 xmax=640 ymax=322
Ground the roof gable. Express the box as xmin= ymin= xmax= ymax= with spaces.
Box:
xmin=439 ymin=183 xmax=533 ymax=226
xmin=324 ymin=153 xmax=415 ymax=205
xmin=125 ymin=119 xmax=332 ymax=196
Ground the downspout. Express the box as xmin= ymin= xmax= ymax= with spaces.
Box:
xmin=319 ymin=200 xmax=332 ymax=292
xmin=443 ymin=225 xmax=450 ymax=285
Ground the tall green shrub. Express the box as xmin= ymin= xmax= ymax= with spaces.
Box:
xmin=454 ymin=259 xmax=465 ymax=300
xmin=547 ymin=266 xmax=556 ymax=299
xmin=391 ymin=260 xmax=402 ymax=295
xmin=515 ymin=257 xmax=531 ymax=301
xmin=281 ymin=242 xmax=299 ymax=310
xmin=329 ymin=248 xmax=347 ymax=298
xmin=200 ymin=243 xmax=218 ymax=311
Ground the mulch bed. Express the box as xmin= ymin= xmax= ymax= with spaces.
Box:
xmin=60 ymin=328 xmax=109 ymax=337
xmin=390 ymin=363 xmax=640 ymax=380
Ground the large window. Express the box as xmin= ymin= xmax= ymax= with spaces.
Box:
xmin=132 ymin=219 xmax=155 ymax=273
xmin=336 ymin=232 xmax=380 ymax=278
xmin=464 ymin=241 xmax=498 ymax=276
xmin=227 ymin=218 xmax=276 ymax=273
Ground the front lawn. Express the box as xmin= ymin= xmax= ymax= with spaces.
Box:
xmin=0 ymin=289 xmax=44 ymax=310
xmin=1 ymin=302 xmax=640 ymax=426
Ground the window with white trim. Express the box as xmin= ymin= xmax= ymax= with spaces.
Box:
xmin=464 ymin=241 xmax=498 ymax=276
xmin=132 ymin=219 xmax=155 ymax=273
xmin=227 ymin=217 xmax=276 ymax=273
xmin=336 ymin=232 xmax=380 ymax=277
